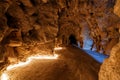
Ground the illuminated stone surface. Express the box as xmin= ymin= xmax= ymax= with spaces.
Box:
xmin=1 ymin=47 xmax=100 ymax=80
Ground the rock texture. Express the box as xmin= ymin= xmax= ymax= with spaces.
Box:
xmin=0 ymin=0 xmax=59 ymax=65
xmin=0 ymin=0 xmax=119 ymax=74
xmin=99 ymin=0 xmax=120 ymax=80
xmin=114 ymin=0 xmax=120 ymax=39
xmin=56 ymin=0 xmax=120 ymax=55
xmin=99 ymin=42 xmax=120 ymax=80
xmin=114 ymin=0 xmax=120 ymax=17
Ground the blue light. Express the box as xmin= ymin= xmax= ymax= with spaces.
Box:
xmin=73 ymin=44 xmax=109 ymax=63
xmin=83 ymin=49 xmax=109 ymax=63
xmin=83 ymin=37 xmax=93 ymax=50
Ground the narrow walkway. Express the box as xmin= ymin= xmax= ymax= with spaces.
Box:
xmin=2 ymin=46 xmax=101 ymax=80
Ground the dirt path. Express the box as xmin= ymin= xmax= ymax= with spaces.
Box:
xmin=4 ymin=46 xmax=101 ymax=80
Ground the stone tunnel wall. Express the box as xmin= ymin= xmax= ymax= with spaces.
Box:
xmin=0 ymin=0 xmax=59 ymax=64
xmin=56 ymin=0 xmax=120 ymax=55
xmin=99 ymin=42 xmax=120 ymax=80
xmin=0 ymin=0 xmax=119 ymax=69
xmin=99 ymin=0 xmax=120 ymax=80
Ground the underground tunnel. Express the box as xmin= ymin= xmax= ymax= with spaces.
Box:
xmin=69 ymin=34 xmax=77 ymax=45
xmin=0 ymin=0 xmax=120 ymax=80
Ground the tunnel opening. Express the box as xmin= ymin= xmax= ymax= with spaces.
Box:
xmin=68 ymin=35 xmax=108 ymax=63
xmin=69 ymin=34 xmax=77 ymax=45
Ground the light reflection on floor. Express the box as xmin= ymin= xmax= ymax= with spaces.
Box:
xmin=84 ymin=50 xmax=108 ymax=63
xmin=1 ymin=54 xmax=59 ymax=80
xmin=73 ymin=44 xmax=108 ymax=63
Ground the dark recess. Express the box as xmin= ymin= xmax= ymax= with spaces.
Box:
xmin=69 ymin=34 xmax=77 ymax=45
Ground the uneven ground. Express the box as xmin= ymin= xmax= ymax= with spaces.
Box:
xmin=4 ymin=46 xmax=100 ymax=80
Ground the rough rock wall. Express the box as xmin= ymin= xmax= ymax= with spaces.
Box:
xmin=0 ymin=0 xmax=59 ymax=65
xmin=99 ymin=42 xmax=120 ymax=80
xmin=114 ymin=0 xmax=120 ymax=17
xmin=56 ymin=0 xmax=120 ymax=55
xmin=99 ymin=0 xmax=120 ymax=80
xmin=114 ymin=0 xmax=120 ymax=41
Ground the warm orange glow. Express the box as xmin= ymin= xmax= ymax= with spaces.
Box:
xmin=0 ymin=54 xmax=59 ymax=80
xmin=54 ymin=47 xmax=65 ymax=50
xmin=1 ymin=73 xmax=9 ymax=80
xmin=7 ymin=54 xmax=59 ymax=70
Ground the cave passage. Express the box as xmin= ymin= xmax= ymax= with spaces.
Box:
xmin=69 ymin=34 xmax=77 ymax=45
xmin=68 ymin=34 xmax=108 ymax=63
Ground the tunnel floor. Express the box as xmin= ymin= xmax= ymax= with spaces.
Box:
xmin=3 ymin=46 xmax=101 ymax=80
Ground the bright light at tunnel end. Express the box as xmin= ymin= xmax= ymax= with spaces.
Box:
xmin=0 ymin=54 xmax=59 ymax=80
